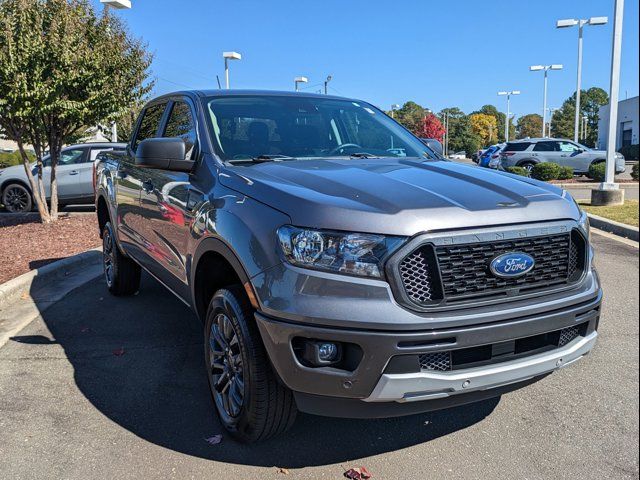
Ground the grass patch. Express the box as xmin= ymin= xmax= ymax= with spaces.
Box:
xmin=579 ymin=200 xmax=639 ymax=227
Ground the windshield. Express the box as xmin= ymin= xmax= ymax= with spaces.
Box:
xmin=205 ymin=95 xmax=437 ymax=162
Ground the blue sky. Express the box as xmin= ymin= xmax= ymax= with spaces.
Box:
xmin=94 ymin=0 xmax=639 ymax=118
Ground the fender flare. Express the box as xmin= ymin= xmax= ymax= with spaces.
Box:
xmin=189 ymin=236 xmax=251 ymax=315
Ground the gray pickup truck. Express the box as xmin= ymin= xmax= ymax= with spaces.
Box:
xmin=95 ymin=90 xmax=602 ymax=443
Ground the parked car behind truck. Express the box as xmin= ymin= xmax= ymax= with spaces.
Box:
xmin=96 ymin=90 xmax=601 ymax=443
xmin=500 ymin=138 xmax=626 ymax=175
xmin=0 ymin=143 xmax=126 ymax=212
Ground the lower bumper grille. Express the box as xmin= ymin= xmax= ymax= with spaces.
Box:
xmin=416 ymin=323 xmax=588 ymax=372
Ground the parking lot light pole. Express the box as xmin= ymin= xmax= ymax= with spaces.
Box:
xmin=390 ymin=104 xmax=400 ymax=118
xmin=557 ymin=16 xmax=608 ymax=142
xmin=294 ymin=76 xmax=308 ymax=92
xmin=497 ymin=91 xmax=520 ymax=142
xmin=324 ymin=75 xmax=332 ymax=95
xmin=600 ymin=0 xmax=624 ymax=197
xmin=223 ymin=52 xmax=242 ymax=89
xmin=530 ymin=65 xmax=563 ymax=137
xmin=100 ymin=1 xmax=131 ymax=141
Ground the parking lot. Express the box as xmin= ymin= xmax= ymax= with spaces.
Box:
xmin=0 ymin=231 xmax=637 ymax=479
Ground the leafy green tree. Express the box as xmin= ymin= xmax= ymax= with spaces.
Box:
xmin=0 ymin=0 xmax=153 ymax=222
xmin=517 ymin=114 xmax=543 ymax=139
xmin=391 ymin=101 xmax=430 ymax=135
xmin=550 ymin=87 xmax=608 ymax=147
xmin=439 ymin=107 xmax=481 ymax=156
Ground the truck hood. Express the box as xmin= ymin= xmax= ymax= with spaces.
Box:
xmin=219 ymin=158 xmax=580 ymax=236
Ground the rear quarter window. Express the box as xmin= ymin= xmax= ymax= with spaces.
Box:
xmin=504 ymin=142 xmax=531 ymax=152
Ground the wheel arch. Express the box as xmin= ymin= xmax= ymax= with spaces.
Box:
xmin=96 ymin=194 xmax=110 ymax=238
xmin=516 ymin=158 xmax=539 ymax=167
xmin=191 ymin=237 xmax=252 ymax=322
xmin=0 ymin=178 xmax=32 ymax=197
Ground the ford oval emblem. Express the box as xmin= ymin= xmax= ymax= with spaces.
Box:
xmin=490 ymin=252 xmax=535 ymax=278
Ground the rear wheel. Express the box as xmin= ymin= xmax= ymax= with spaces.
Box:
xmin=519 ymin=161 xmax=536 ymax=174
xmin=2 ymin=183 xmax=32 ymax=213
xmin=205 ymin=286 xmax=297 ymax=443
xmin=102 ymin=221 xmax=141 ymax=296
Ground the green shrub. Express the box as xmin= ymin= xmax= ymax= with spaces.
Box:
xmin=506 ymin=166 xmax=530 ymax=177
xmin=618 ymin=144 xmax=639 ymax=161
xmin=557 ymin=166 xmax=574 ymax=180
xmin=531 ymin=162 xmax=561 ymax=181
xmin=632 ymin=163 xmax=639 ymax=181
xmin=588 ymin=162 xmax=607 ymax=182
xmin=0 ymin=150 xmax=34 ymax=169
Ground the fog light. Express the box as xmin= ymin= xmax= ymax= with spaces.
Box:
xmin=299 ymin=340 xmax=342 ymax=367
xmin=318 ymin=342 xmax=339 ymax=362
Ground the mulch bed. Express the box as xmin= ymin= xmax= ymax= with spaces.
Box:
xmin=0 ymin=213 xmax=100 ymax=284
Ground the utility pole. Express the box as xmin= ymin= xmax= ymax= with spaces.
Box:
xmin=498 ymin=91 xmax=520 ymax=142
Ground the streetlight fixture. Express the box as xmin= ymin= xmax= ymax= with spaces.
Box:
xmin=222 ymin=51 xmax=242 ymax=89
xmin=294 ymin=76 xmax=308 ymax=92
xmin=324 ymin=75 xmax=332 ymax=95
xmin=100 ymin=0 xmax=132 ymax=142
xmin=100 ymin=0 xmax=131 ymax=8
xmin=390 ymin=104 xmax=400 ymax=118
xmin=530 ymin=64 xmax=563 ymax=137
xmin=556 ymin=15 xmax=608 ymax=142
xmin=497 ymin=91 xmax=520 ymax=141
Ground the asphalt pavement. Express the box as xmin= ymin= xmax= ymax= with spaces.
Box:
xmin=0 ymin=233 xmax=638 ymax=479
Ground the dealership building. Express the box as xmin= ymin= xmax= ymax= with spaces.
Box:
xmin=597 ymin=95 xmax=639 ymax=150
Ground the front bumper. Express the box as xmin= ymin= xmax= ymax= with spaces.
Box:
xmin=255 ymin=289 xmax=602 ymax=416
xmin=365 ymin=331 xmax=597 ymax=403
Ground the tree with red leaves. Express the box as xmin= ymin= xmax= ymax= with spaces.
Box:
xmin=419 ymin=113 xmax=446 ymax=142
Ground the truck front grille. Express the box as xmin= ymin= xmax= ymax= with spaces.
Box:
xmin=395 ymin=230 xmax=586 ymax=308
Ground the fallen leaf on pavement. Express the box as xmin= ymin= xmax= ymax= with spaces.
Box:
xmin=112 ymin=347 xmax=125 ymax=356
xmin=204 ymin=435 xmax=223 ymax=445
xmin=277 ymin=467 xmax=290 ymax=475
xmin=344 ymin=466 xmax=372 ymax=479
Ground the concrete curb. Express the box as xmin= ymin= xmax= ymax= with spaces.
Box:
xmin=0 ymin=248 xmax=102 ymax=307
xmin=554 ymin=182 xmax=638 ymax=189
xmin=588 ymin=214 xmax=639 ymax=242
xmin=0 ymin=248 xmax=103 ymax=349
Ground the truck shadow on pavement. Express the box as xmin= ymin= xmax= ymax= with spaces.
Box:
xmin=31 ymin=273 xmax=500 ymax=468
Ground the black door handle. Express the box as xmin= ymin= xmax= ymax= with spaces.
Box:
xmin=142 ymin=180 xmax=154 ymax=193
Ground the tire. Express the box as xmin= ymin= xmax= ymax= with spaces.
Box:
xmin=205 ymin=286 xmax=297 ymax=443
xmin=519 ymin=161 xmax=536 ymax=173
xmin=102 ymin=221 xmax=141 ymax=296
xmin=2 ymin=183 xmax=33 ymax=213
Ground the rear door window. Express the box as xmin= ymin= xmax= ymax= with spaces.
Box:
xmin=133 ymin=103 xmax=168 ymax=151
xmin=533 ymin=141 xmax=558 ymax=152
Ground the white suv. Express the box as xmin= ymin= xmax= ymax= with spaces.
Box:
xmin=500 ymin=138 xmax=626 ymax=175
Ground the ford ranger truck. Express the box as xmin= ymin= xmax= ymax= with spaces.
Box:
xmin=95 ymin=90 xmax=601 ymax=443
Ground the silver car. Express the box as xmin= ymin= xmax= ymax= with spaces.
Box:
xmin=0 ymin=142 xmax=126 ymax=212
xmin=500 ymin=137 xmax=626 ymax=175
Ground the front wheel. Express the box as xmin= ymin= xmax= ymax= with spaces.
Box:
xmin=2 ymin=183 xmax=33 ymax=213
xmin=205 ymin=287 xmax=297 ymax=443
xmin=102 ymin=221 xmax=141 ymax=296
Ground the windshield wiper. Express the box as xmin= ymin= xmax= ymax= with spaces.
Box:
xmin=228 ymin=155 xmax=296 ymax=164
xmin=349 ymin=152 xmax=380 ymax=159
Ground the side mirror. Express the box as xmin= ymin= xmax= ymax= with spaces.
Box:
xmin=135 ymin=138 xmax=192 ymax=172
xmin=422 ymin=139 xmax=443 ymax=156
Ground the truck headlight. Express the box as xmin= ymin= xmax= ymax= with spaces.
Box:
xmin=277 ymin=226 xmax=405 ymax=278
